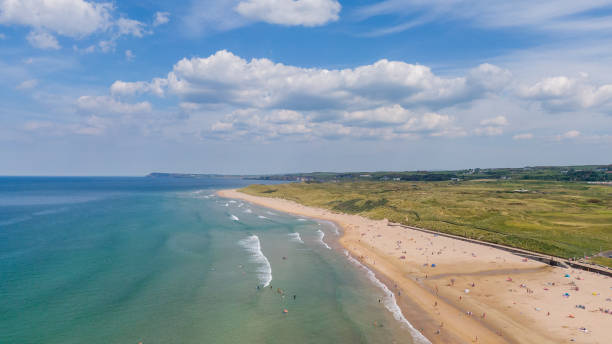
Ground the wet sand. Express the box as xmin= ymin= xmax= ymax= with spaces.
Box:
xmin=218 ymin=189 xmax=612 ymax=344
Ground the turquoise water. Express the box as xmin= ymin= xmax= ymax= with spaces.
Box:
xmin=0 ymin=177 xmax=418 ymax=343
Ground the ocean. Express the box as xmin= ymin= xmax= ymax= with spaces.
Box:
xmin=0 ymin=177 xmax=418 ymax=343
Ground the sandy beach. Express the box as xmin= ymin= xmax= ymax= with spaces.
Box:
xmin=218 ymin=189 xmax=612 ymax=344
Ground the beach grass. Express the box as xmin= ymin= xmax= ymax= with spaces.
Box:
xmin=241 ymin=180 xmax=612 ymax=259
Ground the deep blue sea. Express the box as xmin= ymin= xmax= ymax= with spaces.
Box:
xmin=0 ymin=177 xmax=418 ymax=343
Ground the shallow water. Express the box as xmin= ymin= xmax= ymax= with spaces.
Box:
xmin=0 ymin=177 xmax=417 ymax=343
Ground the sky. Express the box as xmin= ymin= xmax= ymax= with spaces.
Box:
xmin=1 ymin=0 xmax=611 ymax=176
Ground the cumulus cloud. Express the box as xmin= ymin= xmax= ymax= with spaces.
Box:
xmin=26 ymin=30 xmax=60 ymax=49
xmin=207 ymin=105 xmax=461 ymax=141
xmin=467 ymin=63 xmax=512 ymax=92
xmin=0 ymin=0 xmax=113 ymax=37
xmin=111 ymin=79 xmax=167 ymax=97
xmin=518 ymin=75 xmax=612 ymax=112
xmin=102 ymin=50 xmax=520 ymax=141
xmin=0 ymin=0 xmax=150 ymax=50
xmin=472 ymin=115 xmax=508 ymax=136
xmin=235 ymin=0 xmax=341 ymax=26
xmin=153 ymin=11 xmax=170 ymax=26
xmin=114 ymin=50 xmax=510 ymax=111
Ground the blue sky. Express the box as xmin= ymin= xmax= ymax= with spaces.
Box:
xmin=1 ymin=0 xmax=611 ymax=175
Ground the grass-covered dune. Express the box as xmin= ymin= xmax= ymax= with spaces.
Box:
xmin=241 ymin=181 xmax=612 ymax=263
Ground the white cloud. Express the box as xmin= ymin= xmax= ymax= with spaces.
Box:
xmin=116 ymin=17 xmax=146 ymax=37
xmin=518 ymin=75 xmax=612 ymax=112
xmin=98 ymin=40 xmax=115 ymax=53
xmin=519 ymin=76 xmax=575 ymax=99
xmin=92 ymin=51 xmax=612 ymax=143
xmin=473 ymin=116 xmax=508 ymax=136
xmin=125 ymin=49 xmax=135 ymax=61
xmin=111 ymin=78 xmax=167 ymax=97
xmin=207 ymin=104 xmax=460 ymax=141
xmin=0 ymin=0 xmax=149 ymax=50
xmin=555 ymin=130 xmax=581 ymax=140
xmin=235 ymin=0 xmax=341 ymax=26
xmin=0 ymin=0 xmax=113 ymax=37
xmin=103 ymin=50 xmax=520 ymax=141
xmin=467 ymin=63 xmax=512 ymax=92
xmin=16 ymin=79 xmax=38 ymax=90
xmin=480 ymin=115 xmax=508 ymax=126
xmin=26 ymin=30 xmax=60 ymax=49
xmin=76 ymin=96 xmax=152 ymax=115
xmin=513 ymin=133 xmax=534 ymax=140
xmin=153 ymin=11 xmax=170 ymax=26
xmin=115 ymin=50 xmax=509 ymax=111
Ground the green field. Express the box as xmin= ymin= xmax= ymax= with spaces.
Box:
xmin=241 ymin=181 xmax=612 ymax=263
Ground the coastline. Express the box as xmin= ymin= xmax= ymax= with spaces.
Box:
xmin=218 ymin=189 xmax=612 ymax=344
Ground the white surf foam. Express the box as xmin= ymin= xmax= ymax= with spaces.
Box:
xmin=230 ymin=214 xmax=239 ymax=221
xmin=316 ymin=220 xmax=340 ymax=235
xmin=316 ymin=229 xmax=332 ymax=250
xmin=288 ymin=232 xmax=304 ymax=244
xmin=257 ymin=215 xmax=268 ymax=219
xmin=224 ymin=202 xmax=229 ymax=207
xmin=266 ymin=211 xmax=276 ymax=216
xmin=343 ymin=250 xmax=431 ymax=344
xmin=297 ymin=218 xmax=307 ymax=221
xmin=238 ymin=235 xmax=272 ymax=287
xmin=229 ymin=200 xmax=237 ymax=204
xmin=244 ymin=208 xmax=253 ymax=213
xmin=190 ymin=190 xmax=214 ymax=199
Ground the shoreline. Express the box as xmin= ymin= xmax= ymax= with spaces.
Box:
xmin=218 ymin=189 xmax=612 ymax=344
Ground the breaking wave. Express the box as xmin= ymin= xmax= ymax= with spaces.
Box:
xmin=288 ymin=232 xmax=304 ymax=244
xmin=343 ymin=250 xmax=431 ymax=344
xmin=238 ymin=235 xmax=272 ymax=287
xmin=316 ymin=229 xmax=331 ymax=250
